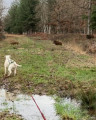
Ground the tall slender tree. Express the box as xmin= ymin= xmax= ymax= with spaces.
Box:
xmin=4 ymin=1 xmax=20 ymax=33
xmin=0 ymin=0 xmax=3 ymax=40
xmin=91 ymin=5 xmax=96 ymax=30
xmin=19 ymin=0 xmax=39 ymax=33
xmin=87 ymin=0 xmax=92 ymax=35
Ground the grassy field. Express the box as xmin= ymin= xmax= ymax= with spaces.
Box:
xmin=0 ymin=34 xmax=96 ymax=119
xmin=0 ymin=34 xmax=96 ymax=94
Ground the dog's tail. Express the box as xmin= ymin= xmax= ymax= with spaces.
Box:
xmin=15 ymin=63 xmax=22 ymax=67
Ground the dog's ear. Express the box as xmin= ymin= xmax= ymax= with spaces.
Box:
xmin=5 ymin=55 xmax=11 ymax=59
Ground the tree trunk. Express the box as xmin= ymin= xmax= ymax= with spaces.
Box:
xmin=87 ymin=0 xmax=92 ymax=35
xmin=44 ymin=24 xmax=47 ymax=33
xmin=0 ymin=0 xmax=3 ymax=40
xmin=48 ymin=25 xmax=51 ymax=34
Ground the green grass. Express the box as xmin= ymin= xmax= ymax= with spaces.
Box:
xmin=55 ymin=99 xmax=89 ymax=120
xmin=55 ymin=65 xmax=96 ymax=81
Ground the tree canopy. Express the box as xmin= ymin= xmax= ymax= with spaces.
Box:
xmin=4 ymin=0 xmax=96 ymax=35
xmin=4 ymin=0 xmax=39 ymax=34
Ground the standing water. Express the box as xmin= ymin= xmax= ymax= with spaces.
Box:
xmin=0 ymin=89 xmax=60 ymax=120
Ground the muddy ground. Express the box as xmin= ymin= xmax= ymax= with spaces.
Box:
xmin=0 ymin=112 xmax=23 ymax=120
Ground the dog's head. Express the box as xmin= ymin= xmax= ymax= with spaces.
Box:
xmin=5 ymin=55 xmax=11 ymax=59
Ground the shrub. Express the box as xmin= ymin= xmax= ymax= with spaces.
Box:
xmin=78 ymin=86 xmax=96 ymax=111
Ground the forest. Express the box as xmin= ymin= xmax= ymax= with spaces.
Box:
xmin=0 ymin=0 xmax=96 ymax=35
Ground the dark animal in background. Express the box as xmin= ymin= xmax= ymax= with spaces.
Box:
xmin=53 ymin=40 xmax=62 ymax=45
xmin=10 ymin=41 xmax=19 ymax=45
xmin=86 ymin=35 xmax=94 ymax=39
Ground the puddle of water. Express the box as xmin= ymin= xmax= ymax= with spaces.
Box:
xmin=1 ymin=89 xmax=95 ymax=120
xmin=0 ymin=89 xmax=60 ymax=120
xmin=61 ymin=97 xmax=81 ymax=107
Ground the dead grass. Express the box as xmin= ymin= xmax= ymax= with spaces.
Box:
xmin=5 ymin=34 xmax=24 ymax=38
xmin=27 ymin=32 xmax=49 ymax=40
xmin=64 ymin=41 xmax=86 ymax=55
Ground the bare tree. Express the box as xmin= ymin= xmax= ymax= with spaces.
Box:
xmin=87 ymin=0 xmax=92 ymax=35
xmin=0 ymin=0 xmax=3 ymax=18
xmin=0 ymin=0 xmax=3 ymax=39
xmin=37 ymin=0 xmax=49 ymax=33
xmin=47 ymin=0 xmax=85 ymax=34
xmin=71 ymin=0 xmax=93 ymax=35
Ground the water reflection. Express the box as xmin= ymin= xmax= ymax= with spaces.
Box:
xmin=0 ymin=89 xmax=60 ymax=120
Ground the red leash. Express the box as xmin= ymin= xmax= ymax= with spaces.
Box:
xmin=31 ymin=96 xmax=46 ymax=120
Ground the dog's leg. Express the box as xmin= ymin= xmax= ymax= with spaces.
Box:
xmin=4 ymin=66 xmax=7 ymax=76
xmin=14 ymin=68 xmax=17 ymax=76
xmin=8 ymin=68 xmax=12 ymax=76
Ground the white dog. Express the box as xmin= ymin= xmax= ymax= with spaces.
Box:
xmin=4 ymin=55 xmax=22 ymax=76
